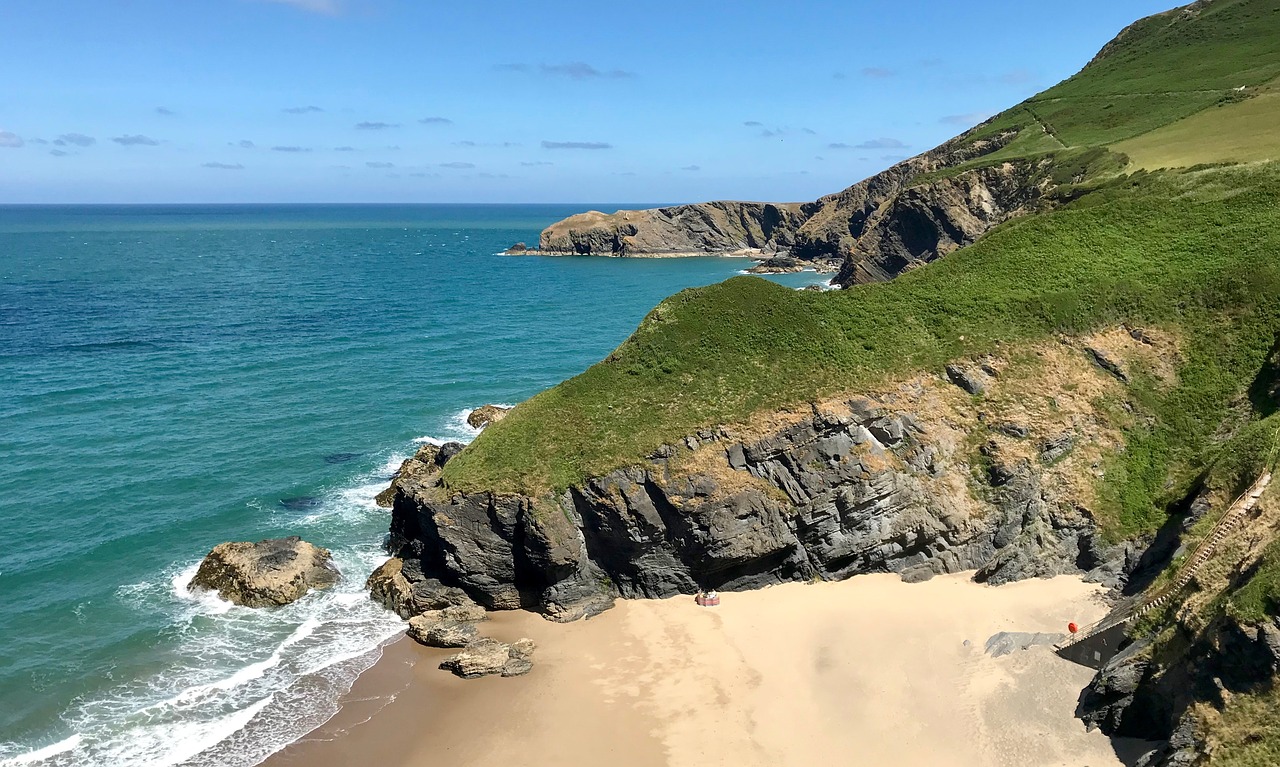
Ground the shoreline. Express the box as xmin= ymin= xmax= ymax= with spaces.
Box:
xmin=262 ymin=572 xmax=1150 ymax=767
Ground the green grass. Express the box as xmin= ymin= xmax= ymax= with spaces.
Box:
xmin=1209 ymin=684 xmax=1280 ymax=766
xmin=445 ymin=164 xmax=1280 ymax=542
xmin=1114 ymin=80 xmax=1280 ymax=169
xmin=925 ymin=0 xmax=1280 ymax=177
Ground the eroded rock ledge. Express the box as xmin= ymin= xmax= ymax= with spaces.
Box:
xmin=380 ymin=332 xmax=1169 ymax=623
xmin=532 ymin=121 xmax=1063 ymax=287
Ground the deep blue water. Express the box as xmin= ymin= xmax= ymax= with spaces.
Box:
xmin=0 ymin=204 xmax=828 ymax=766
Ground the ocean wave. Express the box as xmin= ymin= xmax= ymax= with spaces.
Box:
xmin=2 ymin=456 xmax=406 ymax=767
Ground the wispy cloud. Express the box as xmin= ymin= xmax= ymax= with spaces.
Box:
xmin=112 ymin=134 xmax=159 ymax=146
xmin=333 ymin=145 xmax=356 ymax=151
xmin=419 ymin=116 xmax=453 ymax=125
xmin=743 ymin=121 xmax=763 ymax=127
xmin=854 ymin=137 xmax=908 ymax=149
xmin=832 ymin=72 xmax=847 ymax=80
xmin=56 ymin=133 xmax=96 ymax=147
xmin=499 ymin=62 xmax=635 ymax=80
xmin=203 ymin=162 xmax=244 ymax=170
xmin=1000 ymin=69 xmax=1034 ymax=85
xmin=541 ymin=61 xmax=634 ymax=79
xmin=939 ymin=111 xmax=994 ymax=126
xmin=366 ymin=161 xmax=394 ymax=168
xmin=861 ymin=67 xmax=895 ymax=78
xmin=356 ymin=121 xmax=398 ymax=130
xmin=521 ymin=161 xmax=554 ymax=167
xmin=50 ymin=149 xmax=68 ymax=156
xmin=827 ymin=143 xmax=854 ymax=150
xmin=283 ymin=105 xmax=324 ymax=114
xmin=258 ymin=0 xmax=342 ymax=15
xmin=233 ymin=139 xmax=256 ymax=149
xmin=439 ymin=161 xmax=476 ymax=169
xmin=272 ymin=145 xmax=309 ymax=152
xmin=156 ymin=107 xmax=176 ymax=116
xmin=542 ymin=140 xmax=612 ymax=150
xmin=409 ymin=172 xmax=438 ymax=178
xmin=681 ymin=165 xmax=701 ymax=172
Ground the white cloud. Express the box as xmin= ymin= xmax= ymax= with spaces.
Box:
xmin=0 ymin=131 xmax=24 ymax=148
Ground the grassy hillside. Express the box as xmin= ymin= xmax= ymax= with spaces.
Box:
xmin=955 ymin=0 xmax=1280 ymax=170
xmin=445 ymin=164 xmax=1280 ymax=538
xmin=441 ymin=0 xmax=1280 ymax=545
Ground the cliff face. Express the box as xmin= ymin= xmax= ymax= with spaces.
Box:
xmin=533 ymin=124 xmax=1053 ymax=285
xmin=537 ymin=201 xmax=808 ymax=257
xmin=383 ymin=333 xmax=1162 ymax=622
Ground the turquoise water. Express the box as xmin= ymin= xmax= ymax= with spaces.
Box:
xmin=0 ymin=204 xmax=828 ymax=766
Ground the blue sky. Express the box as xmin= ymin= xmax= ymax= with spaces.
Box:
xmin=0 ymin=0 xmax=1176 ymax=204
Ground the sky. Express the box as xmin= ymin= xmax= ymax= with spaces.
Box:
xmin=0 ymin=0 xmax=1178 ymax=204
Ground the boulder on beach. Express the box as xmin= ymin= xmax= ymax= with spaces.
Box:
xmin=439 ymin=637 xmax=537 ymax=679
xmin=466 ymin=404 xmax=510 ymax=429
xmin=188 ymin=536 xmax=339 ymax=607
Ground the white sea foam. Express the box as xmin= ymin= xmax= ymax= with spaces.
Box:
xmin=6 ymin=454 xmax=409 ymax=767
xmin=413 ymin=404 xmax=515 ymax=447
xmin=0 ymin=735 xmax=82 ymax=766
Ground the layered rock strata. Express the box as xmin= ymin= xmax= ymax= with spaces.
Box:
xmin=533 ymin=122 xmax=1057 ymax=287
xmin=380 ymin=334 xmax=1162 ymax=622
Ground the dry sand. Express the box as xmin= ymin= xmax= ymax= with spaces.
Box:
xmin=265 ymin=572 xmax=1140 ymax=767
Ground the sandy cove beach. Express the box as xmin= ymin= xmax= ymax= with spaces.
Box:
xmin=265 ymin=572 xmax=1141 ymax=767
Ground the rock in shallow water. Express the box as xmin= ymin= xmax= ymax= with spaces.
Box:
xmin=188 ymin=536 xmax=339 ymax=607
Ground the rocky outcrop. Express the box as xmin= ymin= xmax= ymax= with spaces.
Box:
xmin=831 ymin=159 xmax=1049 ymax=285
xmin=1079 ymin=616 xmax=1280 ymax=766
xmin=746 ymin=255 xmax=805 ymax=274
xmin=538 ymin=201 xmax=807 ymax=257
xmin=188 ymin=537 xmax=340 ymax=607
xmin=383 ymin=346 xmax=1140 ymax=622
xmin=467 ymin=404 xmax=510 ymax=429
xmin=533 ymin=118 xmax=1058 ymax=285
xmin=440 ymin=638 xmax=537 ymax=679
xmin=375 ymin=442 xmax=465 ymax=508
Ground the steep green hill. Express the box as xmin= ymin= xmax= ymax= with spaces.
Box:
xmin=443 ymin=0 xmax=1280 ymax=547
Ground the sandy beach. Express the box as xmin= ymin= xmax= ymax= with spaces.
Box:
xmin=264 ymin=572 xmax=1141 ymax=767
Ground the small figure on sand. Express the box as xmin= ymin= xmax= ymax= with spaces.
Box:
xmin=695 ymin=590 xmax=720 ymax=607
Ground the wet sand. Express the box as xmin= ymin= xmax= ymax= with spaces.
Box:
xmin=264 ymin=572 xmax=1137 ymax=767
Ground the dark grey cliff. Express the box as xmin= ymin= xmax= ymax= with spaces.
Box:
xmin=1080 ymin=614 xmax=1280 ymax=766
xmin=383 ymin=394 xmax=1116 ymax=623
xmin=537 ymin=201 xmax=808 ymax=257
xmin=532 ymin=122 xmax=1058 ymax=287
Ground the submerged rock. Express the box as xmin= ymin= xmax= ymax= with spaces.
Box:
xmin=466 ymin=404 xmax=511 ymax=429
xmin=188 ymin=536 xmax=339 ymax=607
xmin=746 ymin=255 xmax=805 ymax=274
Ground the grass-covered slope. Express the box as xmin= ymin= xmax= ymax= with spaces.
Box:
xmin=941 ymin=0 xmax=1280 ymax=171
xmin=441 ymin=0 xmax=1280 ymax=545
xmin=445 ymin=165 xmax=1280 ymax=537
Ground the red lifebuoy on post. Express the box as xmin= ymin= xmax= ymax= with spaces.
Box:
xmin=1068 ymin=622 xmax=1079 ymax=634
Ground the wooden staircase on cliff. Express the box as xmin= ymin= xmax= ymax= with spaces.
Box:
xmin=1055 ymin=471 xmax=1273 ymax=668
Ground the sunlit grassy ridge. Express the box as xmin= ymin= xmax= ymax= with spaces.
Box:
xmin=445 ymin=165 xmax=1280 ymax=535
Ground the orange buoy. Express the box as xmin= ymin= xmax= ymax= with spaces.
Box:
xmin=1068 ymin=622 xmax=1079 ymax=634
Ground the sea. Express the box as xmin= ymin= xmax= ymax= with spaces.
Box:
xmin=0 ymin=204 xmax=829 ymax=766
